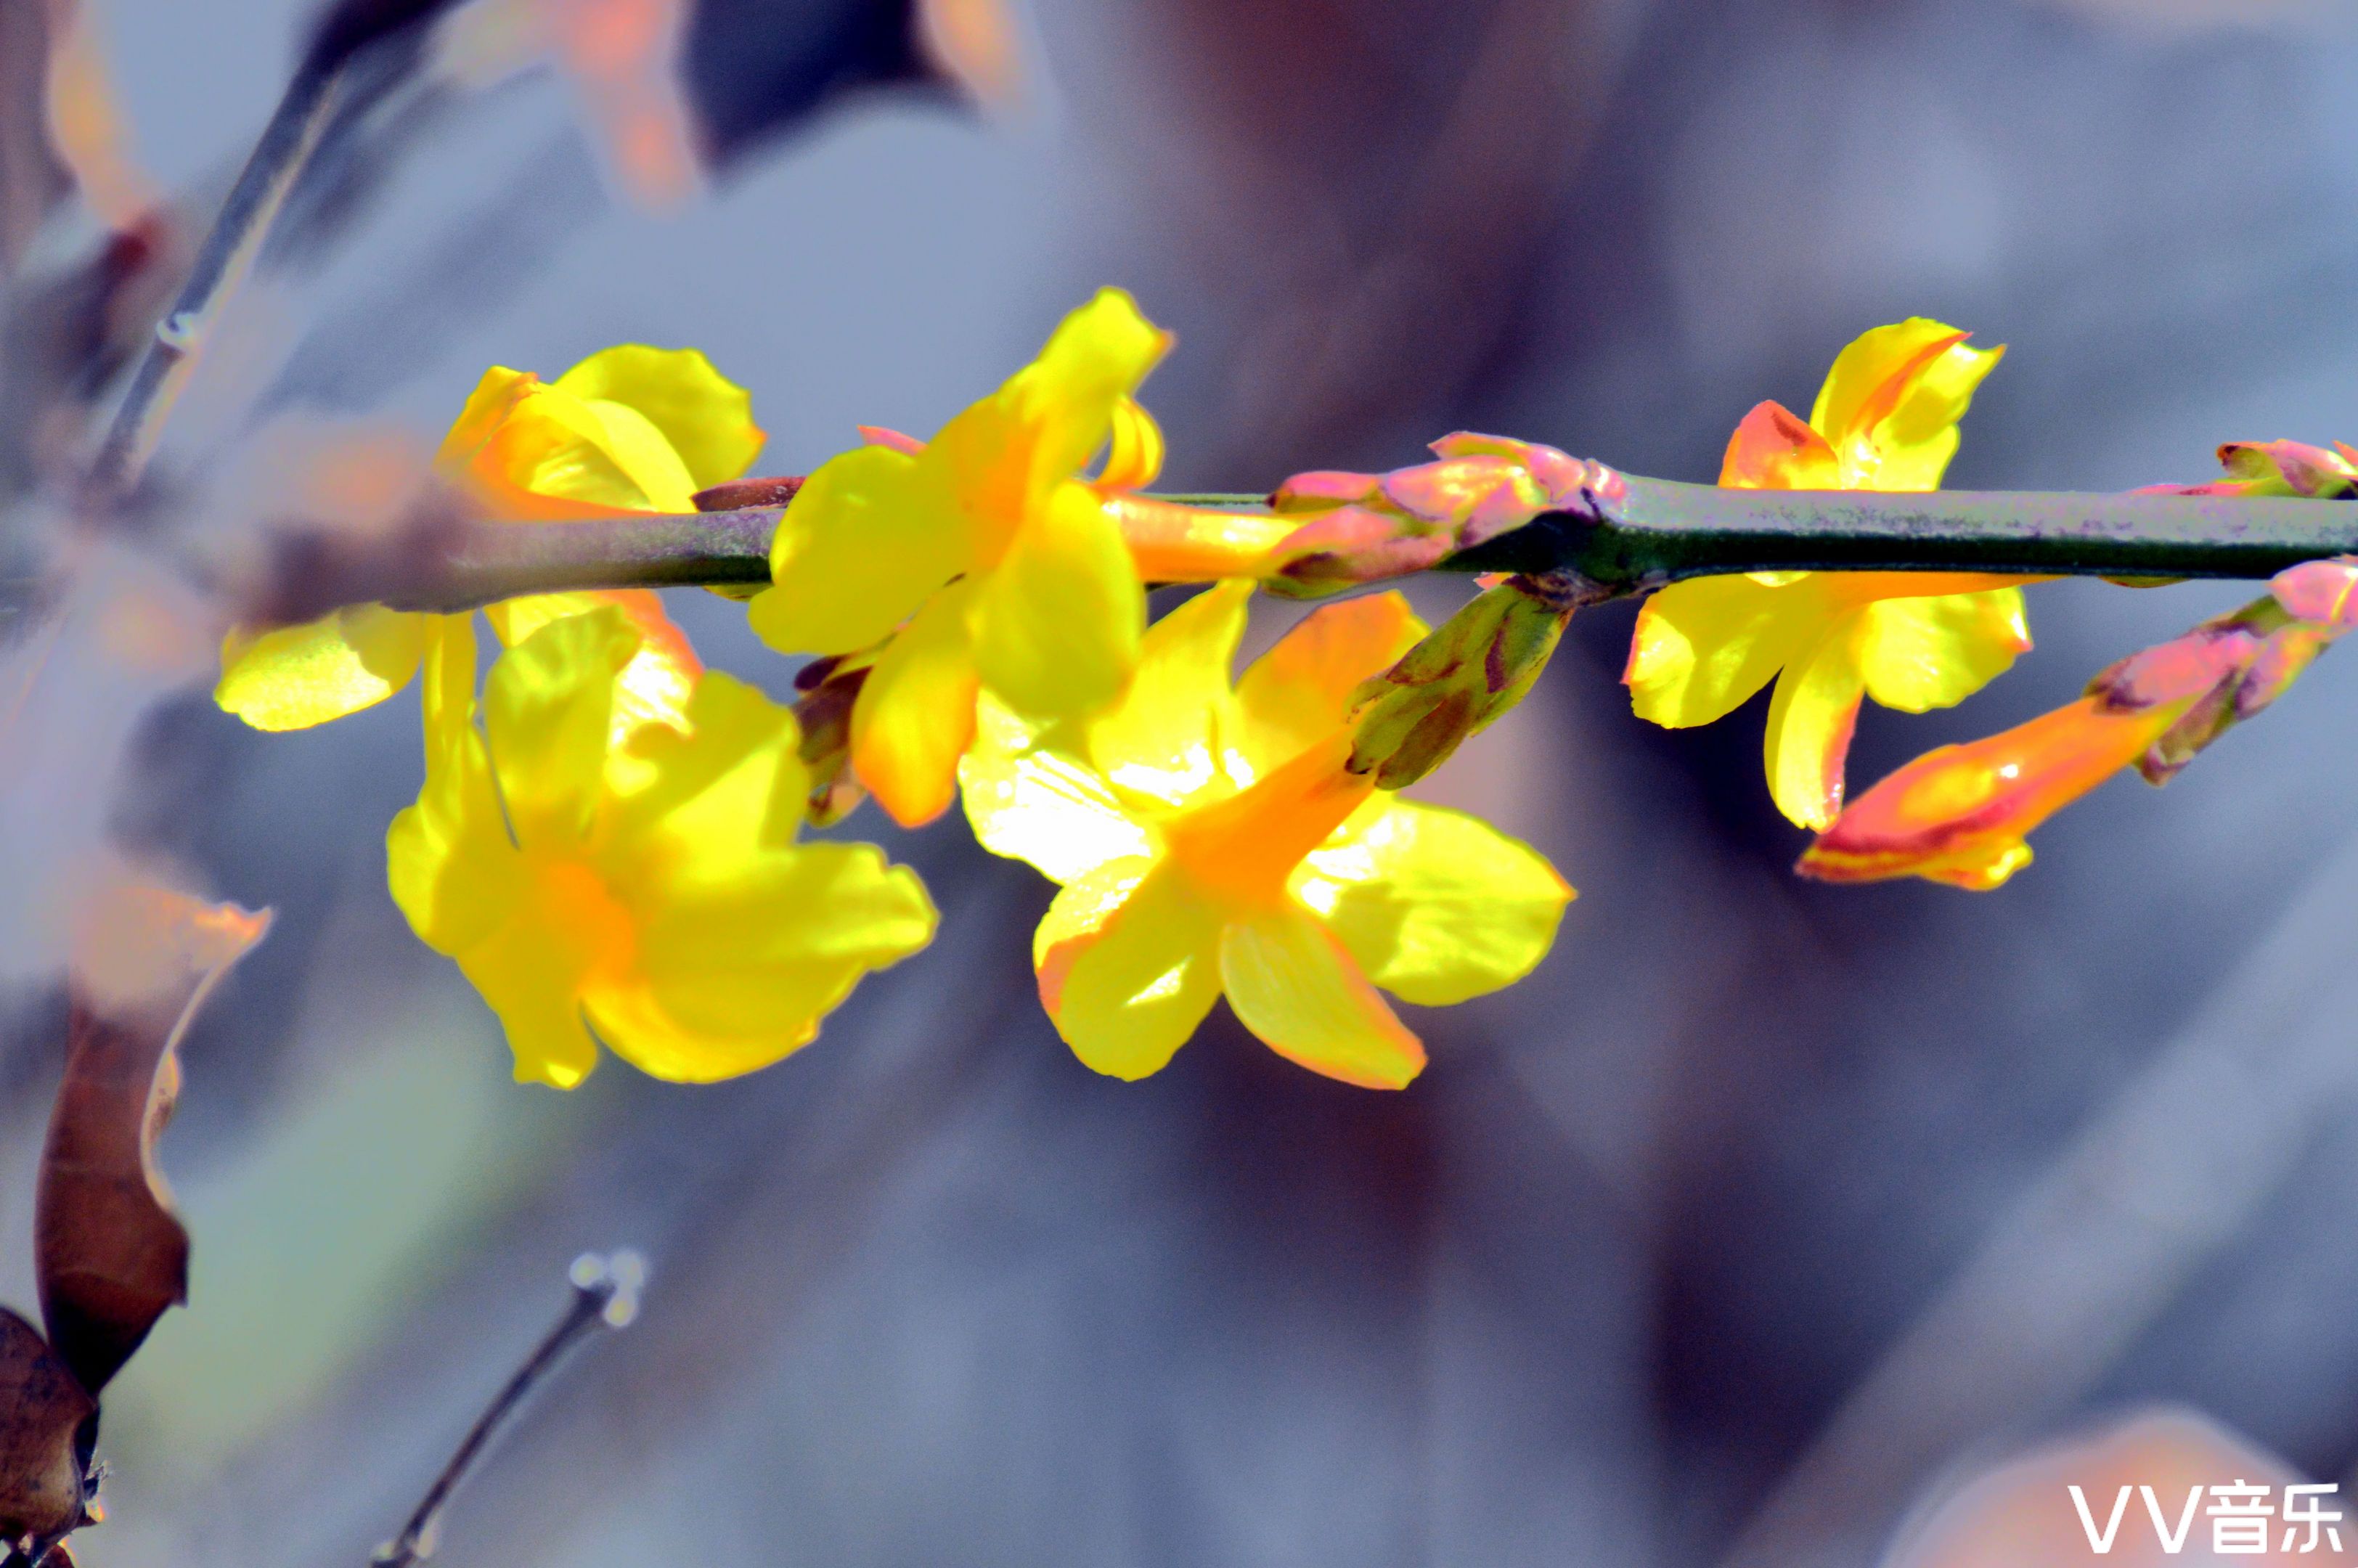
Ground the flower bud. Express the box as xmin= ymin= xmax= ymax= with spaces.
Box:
xmin=1797 ymin=696 xmax=2183 ymax=889
xmin=791 ymin=653 xmax=872 ymax=825
xmin=1345 ymin=573 xmax=1574 ymax=788
xmin=1802 ymin=555 xmax=2358 ymax=888
xmin=1264 ymin=433 xmax=1604 ymax=600
xmin=2137 ymin=438 xmax=2358 ymax=499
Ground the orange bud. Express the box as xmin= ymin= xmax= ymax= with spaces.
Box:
xmin=1806 ymin=563 xmax=2358 ymax=891
xmin=1797 ymin=695 xmax=2184 ymax=890
xmin=1260 ymin=434 xmax=1604 ymax=598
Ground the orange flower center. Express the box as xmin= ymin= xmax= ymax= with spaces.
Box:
xmin=1159 ymin=732 xmax=1371 ymax=909
xmin=526 ymin=856 xmax=638 ymax=984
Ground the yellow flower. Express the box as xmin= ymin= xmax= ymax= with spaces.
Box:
xmin=747 ymin=287 xmax=1167 ymax=829
xmin=1624 ymin=319 xmax=2032 ymax=829
xmin=960 ymin=582 xmax=1574 ymax=1088
xmin=388 ymin=607 xmax=937 ymax=1087
xmin=216 ymin=345 xmax=763 ymax=735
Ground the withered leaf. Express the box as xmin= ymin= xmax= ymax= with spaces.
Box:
xmin=0 ymin=1307 xmax=94 ymax=1548
xmin=36 ymin=888 xmax=270 ymax=1397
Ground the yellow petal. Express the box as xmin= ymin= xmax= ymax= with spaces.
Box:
xmin=486 ymin=589 xmax=701 ymax=738
xmin=1096 ymin=396 xmax=1164 ymax=492
xmin=1762 ymin=624 xmax=1868 ymax=830
xmin=961 ymin=696 xmax=1155 ymax=884
xmin=1809 ymin=318 xmax=2003 ymax=491
xmin=971 ymin=480 xmax=1143 ymax=722
xmin=457 ymin=854 xmax=635 ymax=1093
xmin=1856 ymin=586 xmax=2030 ymax=713
xmin=749 ymin=441 xmax=971 ymax=656
xmin=455 ymin=912 xmax=604 ymax=1088
xmin=433 ymin=366 xmax=537 ymax=473
xmin=603 ymin=668 xmax=808 ymax=856
xmin=1812 ymin=319 xmax=1965 ymax=446
xmin=1231 ymin=589 xmax=1424 ymax=780
xmin=1008 ymin=287 xmax=1171 ymax=502
xmin=594 ymin=842 xmax=937 ymax=1082
xmin=850 ymin=582 xmax=982 ymax=828
xmin=481 ymin=607 xmax=639 ymax=846
xmin=419 ymin=611 xmax=480 ymax=764
xmin=919 ymin=399 xmax=1029 ymax=563
xmin=1295 ymin=800 xmax=1572 ymax=1007
xmin=1718 ymin=401 xmax=1843 ymax=490
xmin=1218 ymin=905 xmax=1424 ymax=1089
xmin=921 ymin=289 xmax=1169 ymax=570
xmin=1085 ymin=579 xmax=1249 ymax=805
xmin=551 ymin=344 xmax=765 ymax=493
xmin=571 ymin=397 xmax=701 ymax=512
xmin=1624 ymin=575 xmax=1822 ymax=728
xmin=1034 ymin=857 xmax=1223 ymax=1080
xmin=390 ymin=616 xmax=613 ymax=1088
xmin=216 ymin=605 xmax=432 ymax=731
xmin=386 ymin=615 xmax=515 ymax=957
xmin=460 ymin=376 xmax=680 ymax=515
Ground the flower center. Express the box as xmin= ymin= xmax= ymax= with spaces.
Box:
xmin=1159 ymin=732 xmax=1371 ymax=909
xmin=525 ymin=855 xmax=638 ymax=984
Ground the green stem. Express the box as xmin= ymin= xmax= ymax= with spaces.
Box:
xmin=268 ymin=473 xmax=2358 ymax=619
xmin=269 ymin=505 xmax=780 ymax=621
xmin=1455 ymin=472 xmax=2358 ymax=586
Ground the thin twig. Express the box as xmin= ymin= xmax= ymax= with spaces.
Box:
xmin=82 ymin=51 xmax=349 ymax=505
xmin=370 ymin=1251 xmax=646 ymax=1568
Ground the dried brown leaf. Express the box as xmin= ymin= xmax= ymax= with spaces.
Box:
xmin=36 ymin=887 xmax=270 ymax=1397
xmin=0 ymin=1307 xmax=94 ymax=1549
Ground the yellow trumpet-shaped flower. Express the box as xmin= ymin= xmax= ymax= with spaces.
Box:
xmin=1624 ymin=319 xmax=2033 ymax=829
xmin=960 ymin=581 xmax=1574 ymax=1089
xmin=388 ymin=607 xmax=937 ymax=1087
xmin=217 ymin=344 xmax=763 ymax=736
xmin=748 ymin=287 xmax=1169 ymax=829
xmin=1797 ymin=695 xmax=2184 ymax=889
xmin=1803 ymin=558 xmax=2358 ymax=889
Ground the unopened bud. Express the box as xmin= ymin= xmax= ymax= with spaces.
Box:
xmin=2082 ymin=563 xmax=2358 ymax=785
xmin=2138 ymin=439 xmax=2358 ymax=499
xmin=791 ymin=653 xmax=873 ymax=825
xmin=1345 ymin=574 xmax=1573 ymax=788
xmin=1264 ymin=433 xmax=1604 ymax=600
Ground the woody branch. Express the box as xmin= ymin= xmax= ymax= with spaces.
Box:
xmin=252 ymin=470 xmax=2358 ymax=623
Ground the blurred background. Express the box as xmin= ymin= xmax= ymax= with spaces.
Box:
xmin=8 ymin=0 xmax=2358 ymax=1564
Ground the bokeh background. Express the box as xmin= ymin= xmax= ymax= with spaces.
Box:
xmin=9 ymin=1 xmax=2358 ymax=1564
